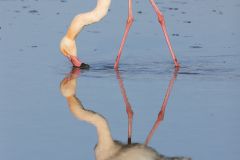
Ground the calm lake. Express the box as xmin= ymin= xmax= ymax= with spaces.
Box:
xmin=0 ymin=0 xmax=239 ymax=160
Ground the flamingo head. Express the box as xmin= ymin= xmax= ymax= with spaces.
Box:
xmin=60 ymin=36 xmax=82 ymax=67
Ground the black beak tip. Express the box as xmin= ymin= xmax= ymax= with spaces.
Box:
xmin=73 ymin=63 xmax=90 ymax=70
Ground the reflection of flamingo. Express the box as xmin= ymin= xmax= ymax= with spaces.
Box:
xmin=115 ymin=68 xmax=179 ymax=145
xmin=60 ymin=0 xmax=180 ymax=69
xmin=60 ymin=68 xmax=190 ymax=160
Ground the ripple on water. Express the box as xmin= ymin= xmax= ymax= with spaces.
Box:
xmin=190 ymin=45 xmax=202 ymax=49
xmin=29 ymin=10 xmax=38 ymax=14
xmin=60 ymin=53 xmax=240 ymax=81
xmin=78 ymin=61 xmax=177 ymax=80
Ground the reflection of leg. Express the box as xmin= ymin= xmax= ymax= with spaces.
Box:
xmin=114 ymin=0 xmax=134 ymax=69
xmin=148 ymin=0 xmax=180 ymax=67
xmin=115 ymin=70 xmax=133 ymax=144
xmin=145 ymin=68 xmax=179 ymax=145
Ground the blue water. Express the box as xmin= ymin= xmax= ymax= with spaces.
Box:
xmin=0 ymin=0 xmax=240 ymax=160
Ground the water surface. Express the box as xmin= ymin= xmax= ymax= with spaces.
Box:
xmin=0 ymin=0 xmax=240 ymax=160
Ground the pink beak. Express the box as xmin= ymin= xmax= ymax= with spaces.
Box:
xmin=68 ymin=55 xmax=82 ymax=67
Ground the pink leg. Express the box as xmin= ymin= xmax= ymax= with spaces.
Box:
xmin=145 ymin=68 xmax=179 ymax=145
xmin=115 ymin=70 xmax=133 ymax=144
xmin=114 ymin=0 xmax=134 ymax=69
xmin=149 ymin=0 xmax=180 ymax=67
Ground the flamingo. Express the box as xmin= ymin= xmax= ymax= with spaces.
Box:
xmin=59 ymin=68 xmax=190 ymax=160
xmin=60 ymin=0 xmax=180 ymax=69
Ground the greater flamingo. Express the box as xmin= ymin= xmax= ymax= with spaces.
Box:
xmin=60 ymin=0 xmax=180 ymax=69
xmin=59 ymin=68 xmax=190 ymax=160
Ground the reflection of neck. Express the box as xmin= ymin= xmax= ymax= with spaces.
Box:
xmin=66 ymin=96 xmax=114 ymax=148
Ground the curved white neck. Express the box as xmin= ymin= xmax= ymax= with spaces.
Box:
xmin=66 ymin=0 xmax=111 ymax=39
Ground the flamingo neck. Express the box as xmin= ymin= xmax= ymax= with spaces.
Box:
xmin=66 ymin=96 xmax=114 ymax=147
xmin=66 ymin=0 xmax=111 ymax=40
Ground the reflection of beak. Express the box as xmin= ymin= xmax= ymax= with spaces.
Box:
xmin=71 ymin=67 xmax=81 ymax=77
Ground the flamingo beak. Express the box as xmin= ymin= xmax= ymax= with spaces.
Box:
xmin=67 ymin=55 xmax=90 ymax=69
xmin=68 ymin=55 xmax=82 ymax=67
